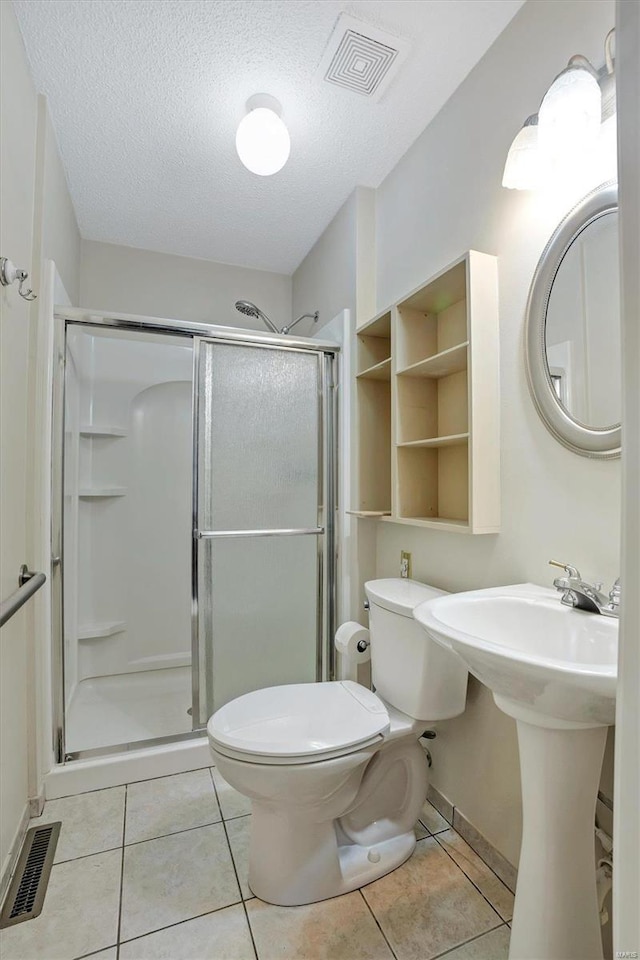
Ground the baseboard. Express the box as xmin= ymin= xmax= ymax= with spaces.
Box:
xmin=0 ymin=803 xmax=30 ymax=908
xmin=427 ymin=784 xmax=518 ymax=893
xmin=29 ymin=792 xmax=45 ymax=819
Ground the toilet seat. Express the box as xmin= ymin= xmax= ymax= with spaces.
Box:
xmin=208 ymin=680 xmax=390 ymax=765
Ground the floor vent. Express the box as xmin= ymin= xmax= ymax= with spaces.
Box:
xmin=0 ymin=822 xmax=60 ymax=928
xmin=317 ymin=13 xmax=410 ymax=101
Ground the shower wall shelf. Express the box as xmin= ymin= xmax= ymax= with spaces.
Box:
xmin=354 ymin=250 xmax=500 ymax=534
xmin=78 ymin=620 xmax=126 ymax=640
xmin=78 ymin=487 xmax=127 ymax=498
xmin=80 ymin=425 xmax=127 ymax=437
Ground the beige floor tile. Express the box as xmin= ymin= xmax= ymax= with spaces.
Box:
xmin=361 ymin=837 xmax=502 ymax=960
xmin=247 ymin=892 xmax=394 ymax=960
xmin=211 ymin=767 xmax=253 ymax=820
xmin=119 ymin=903 xmax=255 ymax=959
xmin=29 ymin=787 xmax=125 ymax=863
xmin=438 ymin=924 xmax=511 ymax=960
xmin=226 ymin=815 xmax=253 ymax=900
xmin=419 ymin=801 xmax=450 ymax=835
xmin=125 ymin=769 xmax=221 ymax=844
xmin=415 ymin=819 xmax=430 ymax=840
xmin=0 ymin=849 xmax=121 ymax=960
xmin=120 ymin=822 xmax=241 ymax=941
xmin=435 ymin=830 xmax=514 ymax=921
xmin=84 ymin=950 xmax=118 ymax=959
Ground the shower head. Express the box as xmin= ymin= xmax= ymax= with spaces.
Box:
xmin=234 ymin=300 xmax=279 ymax=334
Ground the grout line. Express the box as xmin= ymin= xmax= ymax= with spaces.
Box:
xmin=50 ymin=844 xmax=124 ymax=866
xmin=115 ymin=784 xmax=128 ymax=958
xmin=46 ymin=764 xmax=214 ymax=802
xmin=433 ymin=832 xmax=507 ymax=924
xmin=116 ymin=902 xmax=245 ymax=949
xmin=431 ymin=922 xmax=509 ymax=960
xmin=435 ymin=823 xmax=514 ymax=911
xmin=123 ymin=817 xmax=224 ymax=849
xmin=358 ymin=889 xmax=398 ymax=960
xmin=74 ymin=944 xmax=118 ymax=960
xmin=209 ymin=768 xmax=259 ymax=960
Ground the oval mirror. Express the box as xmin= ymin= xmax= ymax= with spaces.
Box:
xmin=525 ymin=181 xmax=620 ymax=458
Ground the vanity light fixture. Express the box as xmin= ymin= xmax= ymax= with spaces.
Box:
xmin=502 ymin=29 xmax=615 ymax=191
xmin=236 ymin=94 xmax=290 ymax=176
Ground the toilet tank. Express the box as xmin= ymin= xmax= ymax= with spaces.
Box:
xmin=364 ymin=579 xmax=468 ymax=721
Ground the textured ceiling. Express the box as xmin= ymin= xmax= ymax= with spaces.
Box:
xmin=14 ymin=0 xmax=524 ymax=274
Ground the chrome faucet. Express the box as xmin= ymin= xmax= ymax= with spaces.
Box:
xmin=549 ymin=561 xmax=621 ymax=618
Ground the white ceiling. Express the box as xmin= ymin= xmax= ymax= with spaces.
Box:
xmin=14 ymin=0 xmax=525 ymax=275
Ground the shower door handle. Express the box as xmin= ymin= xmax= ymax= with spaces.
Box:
xmin=197 ymin=527 xmax=324 ymax=539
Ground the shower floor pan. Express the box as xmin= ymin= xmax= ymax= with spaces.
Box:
xmin=65 ymin=666 xmax=193 ymax=753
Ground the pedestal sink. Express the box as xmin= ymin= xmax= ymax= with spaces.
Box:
xmin=413 ymin=583 xmax=617 ymax=960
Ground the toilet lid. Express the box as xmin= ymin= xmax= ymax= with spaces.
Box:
xmin=208 ymin=681 xmax=389 ymax=762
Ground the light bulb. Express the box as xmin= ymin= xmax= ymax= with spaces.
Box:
xmin=502 ymin=115 xmax=545 ymax=190
xmin=236 ymin=104 xmax=290 ymax=177
xmin=538 ymin=64 xmax=601 ymax=169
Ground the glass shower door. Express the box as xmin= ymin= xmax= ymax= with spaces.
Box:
xmin=193 ymin=338 xmax=334 ymax=725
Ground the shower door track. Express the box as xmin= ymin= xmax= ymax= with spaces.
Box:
xmin=51 ymin=309 xmax=339 ymax=764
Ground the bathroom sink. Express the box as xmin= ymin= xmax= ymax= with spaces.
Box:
xmin=414 ymin=582 xmax=618 ymax=960
xmin=413 ymin=582 xmax=617 ymax=726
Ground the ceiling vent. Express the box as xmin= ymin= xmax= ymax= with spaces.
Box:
xmin=317 ymin=14 xmax=410 ymax=101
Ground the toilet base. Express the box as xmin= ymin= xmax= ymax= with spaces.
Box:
xmin=248 ymin=811 xmax=416 ymax=906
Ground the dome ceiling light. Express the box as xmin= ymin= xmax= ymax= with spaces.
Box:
xmin=236 ymin=94 xmax=290 ymax=177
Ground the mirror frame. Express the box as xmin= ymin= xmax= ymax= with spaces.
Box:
xmin=525 ymin=180 xmax=620 ymax=459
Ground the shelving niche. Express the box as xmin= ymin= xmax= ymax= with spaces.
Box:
xmin=352 ymin=310 xmax=392 ymax=517
xmin=353 ymin=251 xmax=499 ymax=533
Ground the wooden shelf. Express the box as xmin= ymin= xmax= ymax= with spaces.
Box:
xmin=397 ymin=433 xmax=469 ymax=448
xmin=80 ymin=425 xmax=127 ymax=437
xmin=79 ymin=487 xmax=126 ymax=498
xmin=381 ymin=516 xmax=471 ymax=534
xmin=357 ymin=358 xmax=391 ymax=381
xmin=78 ymin=620 xmax=126 ymax=640
xmin=357 ymin=310 xmax=391 ymax=376
xmin=397 ymin=342 xmax=468 ymax=379
xmin=354 ymin=251 xmax=499 ymax=534
xmin=346 ymin=510 xmax=392 ymax=518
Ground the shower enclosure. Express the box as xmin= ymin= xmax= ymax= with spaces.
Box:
xmin=53 ymin=312 xmax=337 ymax=761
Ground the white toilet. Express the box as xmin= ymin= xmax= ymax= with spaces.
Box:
xmin=207 ymin=578 xmax=468 ymax=906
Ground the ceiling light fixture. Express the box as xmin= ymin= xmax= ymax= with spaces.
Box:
xmin=236 ymin=94 xmax=290 ymax=177
xmin=502 ymin=29 xmax=616 ymax=191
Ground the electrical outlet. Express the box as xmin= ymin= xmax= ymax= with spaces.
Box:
xmin=400 ymin=551 xmax=412 ymax=579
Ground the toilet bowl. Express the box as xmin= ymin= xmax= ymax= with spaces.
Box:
xmin=207 ymin=579 xmax=468 ymax=906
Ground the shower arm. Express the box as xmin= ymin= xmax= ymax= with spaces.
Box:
xmin=280 ymin=311 xmax=319 ymax=335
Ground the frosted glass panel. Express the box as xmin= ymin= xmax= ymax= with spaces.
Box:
xmin=199 ymin=342 xmax=320 ymax=530
xmin=197 ymin=535 xmax=319 ymax=719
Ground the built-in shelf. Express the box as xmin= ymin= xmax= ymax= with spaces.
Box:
xmin=356 ymin=358 xmax=392 ymax=381
xmin=346 ymin=510 xmax=392 ymax=518
xmin=397 ymin=433 xmax=469 ymax=449
xmin=79 ymin=487 xmax=127 ymax=498
xmin=80 ymin=425 xmax=127 ymax=437
xmin=381 ymin=515 xmax=472 ymax=534
xmin=397 ymin=342 xmax=468 ymax=379
xmin=354 ymin=251 xmax=500 ymax=533
xmin=78 ymin=620 xmax=126 ymax=640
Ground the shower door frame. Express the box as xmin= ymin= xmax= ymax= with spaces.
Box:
xmin=51 ymin=309 xmax=339 ymax=763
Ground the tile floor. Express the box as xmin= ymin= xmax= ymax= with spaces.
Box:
xmin=0 ymin=766 xmax=513 ymax=960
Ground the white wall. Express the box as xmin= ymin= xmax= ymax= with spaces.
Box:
xmin=79 ymin=239 xmax=292 ymax=331
xmin=614 ymin=0 xmax=640 ymax=949
xmin=0 ymin=0 xmax=39 ymax=891
xmin=374 ymin=0 xmax=618 ymax=867
xmin=293 ymin=187 xmax=376 ymax=335
xmin=1 ymin=1 xmax=81 ymax=889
